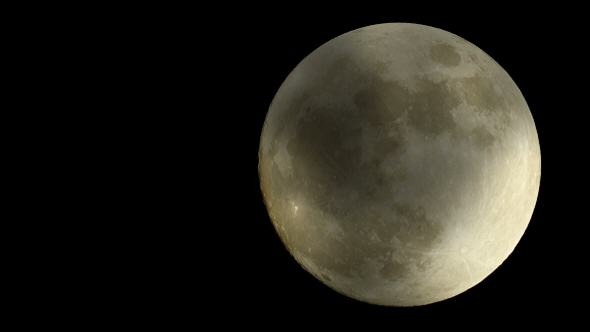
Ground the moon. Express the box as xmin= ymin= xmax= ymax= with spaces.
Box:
xmin=258 ymin=23 xmax=540 ymax=306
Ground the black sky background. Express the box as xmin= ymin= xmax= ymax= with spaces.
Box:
xmin=12 ymin=3 xmax=590 ymax=328
xmin=154 ymin=6 xmax=587 ymax=326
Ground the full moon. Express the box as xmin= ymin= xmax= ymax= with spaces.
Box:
xmin=258 ymin=23 xmax=540 ymax=306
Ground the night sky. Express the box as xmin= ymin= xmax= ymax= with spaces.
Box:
xmin=150 ymin=5 xmax=585 ymax=326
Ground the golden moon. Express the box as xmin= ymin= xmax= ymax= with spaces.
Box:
xmin=259 ymin=23 xmax=540 ymax=306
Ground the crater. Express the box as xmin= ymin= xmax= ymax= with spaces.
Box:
xmin=430 ymin=43 xmax=461 ymax=67
xmin=353 ymin=80 xmax=409 ymax=126
xmin=379 ymin=259 xmax=408 ymax=280
xmin=407 ymin=79 xmax=460 ymax=135
xmin=469 ymin=125 xmax=496 ymax=147
xmin=460 ymin=75 xmax=506 ymax=111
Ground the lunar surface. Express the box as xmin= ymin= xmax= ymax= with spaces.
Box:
xmin=258 ymin=23 xmax=540 ymax=306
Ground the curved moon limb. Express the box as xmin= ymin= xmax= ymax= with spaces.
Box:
xmin=259 ymin=23 xmax=540 ymax=306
